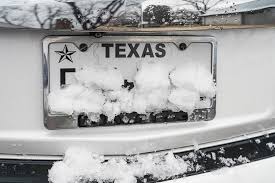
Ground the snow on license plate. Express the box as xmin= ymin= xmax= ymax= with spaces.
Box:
xmin=43 ymin=35 xmax=217 ymax=129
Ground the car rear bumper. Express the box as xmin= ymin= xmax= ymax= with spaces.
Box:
xmin=0 ymin=131 xmax=274 ymax=183
xmin=0 ymin=28 xmax=275 ymax=156
xmin=164 ymin=156 xmax=275 ymax=183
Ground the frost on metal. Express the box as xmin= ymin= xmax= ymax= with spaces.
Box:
xmin=48 ymin=147 xmax=250 ymax=183
xmin=48 ymin=61 xmax=216 ymax=124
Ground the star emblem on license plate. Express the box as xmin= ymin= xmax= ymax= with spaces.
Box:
xmin=55 ymin=45 xmax=76 ymax=63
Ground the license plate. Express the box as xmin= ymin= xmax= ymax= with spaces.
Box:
xmin=43 ymin=35 xmax=217 ymax=129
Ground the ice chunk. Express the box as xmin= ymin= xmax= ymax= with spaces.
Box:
xmin=236 ymin=156 xmax=250 ymax=164
xmin=133 ymin=89 xmax=170 ymax=114
xmin=103 ymin=88 xmax=135 ymax=120
xmin=132 ymin=62 xmax=173 ymax=113
xmin=135 ymin=62 xmax=173 ymax=91
xmin=105 ymin=88 xmax=134 ymax=113
xmin=132 ymin=152 xmax=188 ymax=180
xmin=48 ymin=84 xmax=105 ymax=115
xmin=48 ymin=147 xmax=252 ymax=183
xmin=103 ymin=101 xmax=122 ymax=121
xmin=48 ymin=161 xmax=74 ymax=183
xmin=266 ymin=142 xmax=275 ymax=151
xmin=75 ymin=65 xmax=124 ymax=91
xmin=255 ymin=139 xmax=261 ymax=144
xmin=219 ymin=157 xmax=236 ymax=167
xmin=48 ymin=148 xmax=189 ymax=183
xmin=196 ymin=98 xmax=212 ymax=109
xmin=48 ymin=61 xmax=216 ymax=120
xmin=219 ymin=155 xmax=250 ymax=167
xmin=48 ymin=84 xmax=86 ymax=115
xmin=73 ymin=88 xmax=106 ymax=114
xmin=168 ymin=88 xmax=200 ymax=112
xmin=170 ymin=63 xmax=216 ymax=98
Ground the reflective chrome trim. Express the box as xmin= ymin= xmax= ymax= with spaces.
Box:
xmin=42 ymin=34 xmax=217 ymax=129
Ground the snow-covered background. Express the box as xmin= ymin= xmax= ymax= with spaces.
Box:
xmin=142 ymin=0 xmax=253 ymax=9
xmin=0 ymin=0 xmax=258 ymax=30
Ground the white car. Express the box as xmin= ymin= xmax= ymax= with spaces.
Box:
xmin=0 ymin=0 xmax=275 ymax=182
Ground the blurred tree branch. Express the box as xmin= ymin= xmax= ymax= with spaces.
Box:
xmin=182 ymin=0 xmax=224 ymax=14
xmin=33 ymin=4 xmax=61 ymax=28
xmin=0 ymin=7 xmax=26 ymax=26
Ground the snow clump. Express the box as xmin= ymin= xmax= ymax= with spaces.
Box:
xmin=169 ymin=62 xmax=216 ymax=98
xmin=75 ymin=64 xmax=124 ymax=91
xmin=48 ymin=148 xmax=189 ymax=183
xmin=266 ymin=142 xmax=275 ymax=151
xmin=132 ymin=62 xmax=173 ymax=113
xmin=48 ymin=61 xmax=216 ymax=122
xmin=48 ymin=148 xmax=251 ymax=183
xmin=48 ymin=84 xmax=105 ymax=115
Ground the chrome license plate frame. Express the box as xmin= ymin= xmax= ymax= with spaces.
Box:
xmin=43 ymin=34 xmax=217 ymax=130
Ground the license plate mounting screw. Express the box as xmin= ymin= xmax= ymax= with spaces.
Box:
xmin=79 ymin=43 xmax=88 ymax=52
xmin=179 ymin=43 xmax=187 ymax=51
xmin=94 ymin=32 xmax=103 ymax=38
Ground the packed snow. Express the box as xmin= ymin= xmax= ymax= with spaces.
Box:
xmin=266 ymin=142 xmax=275 ymax=151
xmin=169 ymin=62 xmax=215 ymax=98
xmin=48 ymin=147 xmax=252 ymax=183
xmin=48 ymin=61 xmax=216 ymax=122
xmin=75 ymin=65 xmax=124 ymax=91
xmin=48 ymin=84 xmax=105 ymax=115
xmin=219 ymin=156 xmax=250 ymax=167
xmin=48 ymin=148 xmax=188 ymax=183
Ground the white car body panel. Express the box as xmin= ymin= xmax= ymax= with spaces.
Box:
xmin=0 ymin=28 xmax=275 ymax=156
